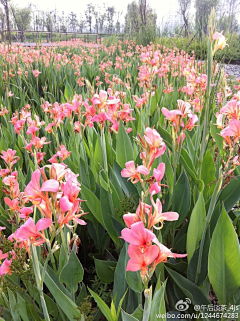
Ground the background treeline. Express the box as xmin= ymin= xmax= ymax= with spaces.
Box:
xmin=0 ymin=0 xmax=239 ymax=46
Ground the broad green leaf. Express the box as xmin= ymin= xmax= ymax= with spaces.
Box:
xmin=93 ymin=135 xmax=104 ymax=174
xmin=121 ymin=310 xmax=139 ymax=321
xmin=157 ymin=126 xmax=172 ymax=149
xmin=94 ymin=258 xmax=117 ymax=284
xmin=16 ymin=294 xmax=29 ymax=321
xmin=39 ymin=264 xmax=82 ymax=320
xmin=172 ymin=170 xmax=190 ymax=227
xmin=187 ymin=227 xmax=210 ymax=286
xmin=186 ymin=193 xmax=206 ymax=261
xmin=218 ymin=175 xmax=240 ymax=212
xmin=210 ymin=122 xmax=223 ymax=153
xmin=165 ymin=267 xmax=211 ymax=315
xmin=149 ymin=281 xmax=167 ymax=321
xmin=208 ymin=206 xmax=240 ymax=304
xmin=113 ymin=244 xmax=128 ymax=310
xmin=7 ymin=289 xmax=20 ymax=321
xmin=60 ymin=250 xmax=84 ymax=294
xmin=100 ymin=185 xmax=121 ymax=245
xmin=132 ymin=305 xmax=143 ymax=320
xmin=64 ymin=81 xmax=73 ymax=100
xmin=116 ymin=121 xmax=134 ymax=168
xmin=81 ymin=184 xmax=104 ymax=226
xmin=88 ymin=288 xmax=113 ymax=321
xmin=201 ymin=150 xmax=216 ymax=200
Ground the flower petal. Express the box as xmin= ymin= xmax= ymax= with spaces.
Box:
xmin=36 ymin=218 xmax=52 ymax=232
xmin=41 ymin=179 xmax=59 ymax=192
xmin=59 ymin=196 xmax=73 ymax=212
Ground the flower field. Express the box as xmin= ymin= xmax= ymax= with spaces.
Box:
xmin=0 ymin=12 xmax=240 ymax=321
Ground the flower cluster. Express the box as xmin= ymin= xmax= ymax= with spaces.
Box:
xmin=216 ymin=95 xmax=240 ymax=173
xmin=82 ymin=89 xmax=134 ymax=132
xmin=121 ymin=127 xmax=166 ymax=195
xmin=0 ymin=156 xmax=87 ymax=277
xmin=121 ymin=128 xmax=187 ymax=282
xmin=162 ymin=100 xmax=198 ymax=147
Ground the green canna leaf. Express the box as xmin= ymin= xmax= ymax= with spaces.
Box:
xmin=208 ymin=205 xmax=240 ymax=305
xmin=116 ymin=121 xmax=134 ymax=168
xmin=186 ymin=193 xmax=206 ymax=262
xmin=60 ymin=250 xmax=84 ymax=295
xmin=94 ymin=258 xmax=117 ymax=284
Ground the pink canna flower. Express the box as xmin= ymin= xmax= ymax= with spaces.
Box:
xmin=26 ymin=126 xmax=39 ymax=136
xmin=32 ymin=70 xmax=41 ymax=78
xmin=59 ymin=177 xmax=81 ymax=212
xmin=144 ymin=127 xmax=165 ymax=151
xmin=19 ymin=207 xmax=33 ymax=219
xmin=213 ymin=31 xmax=228 ymax=51
xmin=15 ymin=217 xmax=52 ymax=246
xmin=0 ymin=168 xmax=10 ymax=178
xmin=0 ymin=149 xmax=20 ymax=169
xmin=184 ymin=114 xmax=198 ymax=131
xmin=126 ymin=244 xmax=159 ymax=277
xmin=24 ymin=170 xmax=45 ymax=205
xmin=123 ymin=213 xmax=139 ymax=228
xmin=92 ymin=113 xmax=111 ymax=124
xmin=149 ymin=182 xmax=161 ymax=195
xmin=4 ymin=197 xmax=20 ymax=212
xmin=152 ymin=238 xmax=187 ymax=266
xmin=153 ymin=163 xmax=165 ymax=182
xmin=220 ymin=100 xmax=240 ymax=120
xmin=121 ymin=221 xmax=155 ymax=248
xmin=123 ymin=200 xmax=151 ymax=228
xmin=34 ymin=152 xmax=46 ymax=164
xmin=220 ymin=119 xmax=240 ymax=143
xmin=0 ymin=250 xmax=8 ymax=261
xmin=92 ymin=90 xmax=107 ymax=105
xmin=58 ymin=201 xmax=87 ymax=229
xmin=0 ymin=259 xmax=12 ymax=277
xmin=148 ymin=197 xmax=179 ymax=229
xmin=56 ymin=145 xmax=71 ymax=161
xmin=30 ymin=136 xmax=51 ymax=150
xmin=161 ymin=107 xmax=182 ymax=126
xmin=41 ymin=179 xmax=59 ymax=192
xmin=121 ymin=161 xmax=149 ymax=184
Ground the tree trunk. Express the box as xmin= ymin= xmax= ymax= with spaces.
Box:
xmin=2 ymin=0 xmax=11 ymax=43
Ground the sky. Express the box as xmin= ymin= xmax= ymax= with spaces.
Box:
xmin=7 ymin=0 xmax=184 ymax=25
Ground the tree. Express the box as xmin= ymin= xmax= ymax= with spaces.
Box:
xmin=178 ymin=0 xmax=191 ymax=36
xmin=125 ymin=0 xmax=157 ymax=36
xmin=195 ymin=0 xmax=219 ymax=36
xmin=11 ymin=5 xmax=31 ymax=41
xmin=125 ymin=1 xmax=141 ymax=33
xmin=78 ymin=14 xmax=85 ymax=33
xmin=68 ymin=12 xmax=78 ymax=32
xmin=217 ymin=0 xmax=240 ymax=33
xmin=139 ymin=0 xmax=147 ymax=26
xmin=0 ymin=7 xmax=5 ymax=40
xmin=0 ymin=0 xmax=11 ymax=43
xmin=85 ymin=4 xmax=94 ymax=33
xmin=106 ymin=6 xmax=115 ymax=33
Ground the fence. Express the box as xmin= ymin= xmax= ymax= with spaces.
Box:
xmin=0 ymin=30 xmax=125 ymax=44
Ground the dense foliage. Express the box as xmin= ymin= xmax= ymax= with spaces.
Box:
xmin=158 ymin=33 xmax=240 ymax=64
xmin=0 ymin=12 xmax=240 ymax=320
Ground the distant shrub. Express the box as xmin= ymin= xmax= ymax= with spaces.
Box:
xmin=157 ymin=33 xmax=240 ymax=64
